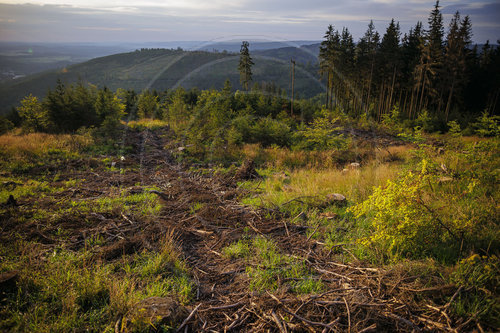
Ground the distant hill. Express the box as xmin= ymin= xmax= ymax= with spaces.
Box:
xmin=254 ymin=45 xmax=319 ymax=65
xmin=0 ymin=42 xmax=133 ymax=82
xmin=0 ymin=45 xmax=323 ymax=114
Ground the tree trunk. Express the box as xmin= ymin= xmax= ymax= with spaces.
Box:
xmin=444 ymin=77 xmax=455 ymax=122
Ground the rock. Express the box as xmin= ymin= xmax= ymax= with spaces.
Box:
xmin=349 ymin=162 xmax=360 ymax=169
xmin=438 ymin=177 xmax=453 ymax=183
xmin=118 ymin=296 xmax=189 ymax=333
xmin=0 ymin=270 xmax=18 ymax=294
xmin=326 ymin=193 xmax=347 ymax=205
xmin=319 ymin=212 xmax=338 ymax=220
xmin=177 ymin=146 xmax=185 ymax=152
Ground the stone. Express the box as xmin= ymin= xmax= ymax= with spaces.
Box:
xmin=326 ymin=193 xmax=346 ymax=205
xmin=349 ymin=162 xmax=360 ymax=169
xmin=438 ymin=177 xmax=453 ymax=183
xmin=118 ymin=296 xmax=189 ymax=333
xmin=0 ymin=271 xmax=18 ymax=294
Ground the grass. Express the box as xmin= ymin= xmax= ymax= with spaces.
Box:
xmin=125 ymin=119 xmax=169 ymax=131
xmin=0 ymin=234 xmax=193 ymax=332
xmin=0 ymin=131 xmax=192 ymax=332
xmin=223 ymin=236 xmax=323 ymax=294
xmin=0 ymin=176 xmax=63 ymax=203
xmin=67 ymin=189 xmax=162 ymax=217
xmin=0 ymin=131 xmax=93 ymax=175
xmin=0 ymin=131 xmax=92 ymax=156
xmin=1 ymin=127 xmax=498 ymax=331
xmin=241 ymin=161 xmax=401 ymax=218
xmin=237 ymin=135 xmax=499 ymax=326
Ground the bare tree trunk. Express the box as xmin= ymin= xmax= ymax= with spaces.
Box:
xmin=492 ymin=88 xmax=500 ymax=115
xmin=402 ymin=89 xmax=408 ymax=118
xmin=326 ymin=72 xmax=331 ymax=110
xmin=388 ymin=66 xmax=397 ymax=112
xmin=444 ymin=78 xmax=455 ymax=122
xmin=418 ymin=76 xmax=426 ymax=115
xmin=378 ymin=83 xmax=385 ymax=122
xmin=366 ymin=61 xmax=374 ymax=116
xmin=409 ymin=86 xmax=416 ymax=120
xmin=437 ymin=88 xmax=444 ymax=116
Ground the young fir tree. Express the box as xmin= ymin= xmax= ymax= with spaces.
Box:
xmin=238 ymin=41 xmax=254 ymax=91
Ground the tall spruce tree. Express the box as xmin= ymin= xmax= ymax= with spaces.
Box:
xmin=355 ymin=21 xmax=380 ymax=114
xmin=238 ymin=41 xmax=254 ymax=91
xmin=424 ymin=0 xmax=445 ymax=111
xmin=319 ymin=25 xmax=340 ymax=109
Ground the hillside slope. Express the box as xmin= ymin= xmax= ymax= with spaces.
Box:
xmin=0 ymin=47 xmax=323 ymax=114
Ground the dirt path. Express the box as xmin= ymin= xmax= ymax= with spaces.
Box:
xmin=113 ymin=129 xmax=455 ymax=332
xmin=1 ymin=128 xmax=460 ymax=332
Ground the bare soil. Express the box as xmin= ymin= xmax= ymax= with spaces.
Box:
xmin=1 ymin=128 xmax=465 ymax=332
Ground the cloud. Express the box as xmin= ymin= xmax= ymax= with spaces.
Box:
xmin=0 ymin=1 xmax=498 ymax=43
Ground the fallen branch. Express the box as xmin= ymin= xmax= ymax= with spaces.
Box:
xmin=202 ymin=301 xmax=244 ymax=311
xmin=282 ymin=308 xmax=337 ymax=331
xmin=176 ymin=303 xmax=201 ymax=333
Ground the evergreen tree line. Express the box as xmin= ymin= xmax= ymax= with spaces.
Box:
xmin=8 ymin=78 xmax=324 ymax=149
xmin=319 ymin=0 xmax=500 ymax=129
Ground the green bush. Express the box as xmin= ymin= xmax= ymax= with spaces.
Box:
xmin=250 ymin=117 xmax=291 ymax=147
xmin=450 ymin=254 xmax=500 ymax=327
xmin=474 ymin=111 xmax=500 ymax=137
xmin=293 ymin=116 xmax=349 ymax=151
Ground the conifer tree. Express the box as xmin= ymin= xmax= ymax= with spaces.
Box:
xmin=238 ymin=41 xmax=254 ymax=91
xmin=319 ymin=25 xmax=340 ymax=109
xmin=423 ymin=0 xmax=445 ymax=111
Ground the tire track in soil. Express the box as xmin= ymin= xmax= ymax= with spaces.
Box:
xmin=0 ymin=127 xmax=466 ymax=332
xmin=128 ymin=128 xmax=460 ymax=332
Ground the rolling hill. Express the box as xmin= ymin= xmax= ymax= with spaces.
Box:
xmin=0 ymin=45 xmax=323 ymax=114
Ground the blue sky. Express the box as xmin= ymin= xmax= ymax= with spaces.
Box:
xmin=0 ymin=0 xmax=498 ymax=43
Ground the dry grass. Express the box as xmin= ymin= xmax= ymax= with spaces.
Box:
xmin=241 ymin=144 xmax=341 ymax=169
xmin=249 ymin=162 xmax=401 ymax=208
xmin=240 ymin=143 xmax=414 ymax=170
xmin=0 ymin=132 xmax=93 ymax=156
xmin=125 ymin=118 xmax=169 ymax=130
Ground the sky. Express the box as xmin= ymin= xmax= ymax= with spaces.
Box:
xmin=0 ymin=0 xmax=499 ymax=44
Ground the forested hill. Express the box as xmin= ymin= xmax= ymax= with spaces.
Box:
xmin=0 ymin=46 xmax=322 ymax=114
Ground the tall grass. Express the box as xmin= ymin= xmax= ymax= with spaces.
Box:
xmin=125 ymin=118 xmax=169 ymax=131
xmin=243 ymin=162 xmax=402 ymax=210
xmin=0 ymin=132 xmax=92 ymax=157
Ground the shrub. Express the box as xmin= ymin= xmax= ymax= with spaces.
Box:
xmin=450 ymin=254 xmax=500 ymax=327
xmin=474 ymin=111 xmax=500 ymax=137
xmin=293 ymin=116 xmax=349 ymax=151
xmin=447 ymin=120 xmax=462 ymax=137
xmin=17 ymin=94 xmax=52 ymax=133
xmin=250 ymin=117 xmax=291 ymax=147
xmin=415 ymin=109 xmax=434 ymax=132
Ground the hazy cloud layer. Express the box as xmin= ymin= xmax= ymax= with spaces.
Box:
xmin=0 ymin=1 xmax=498 ymax=43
